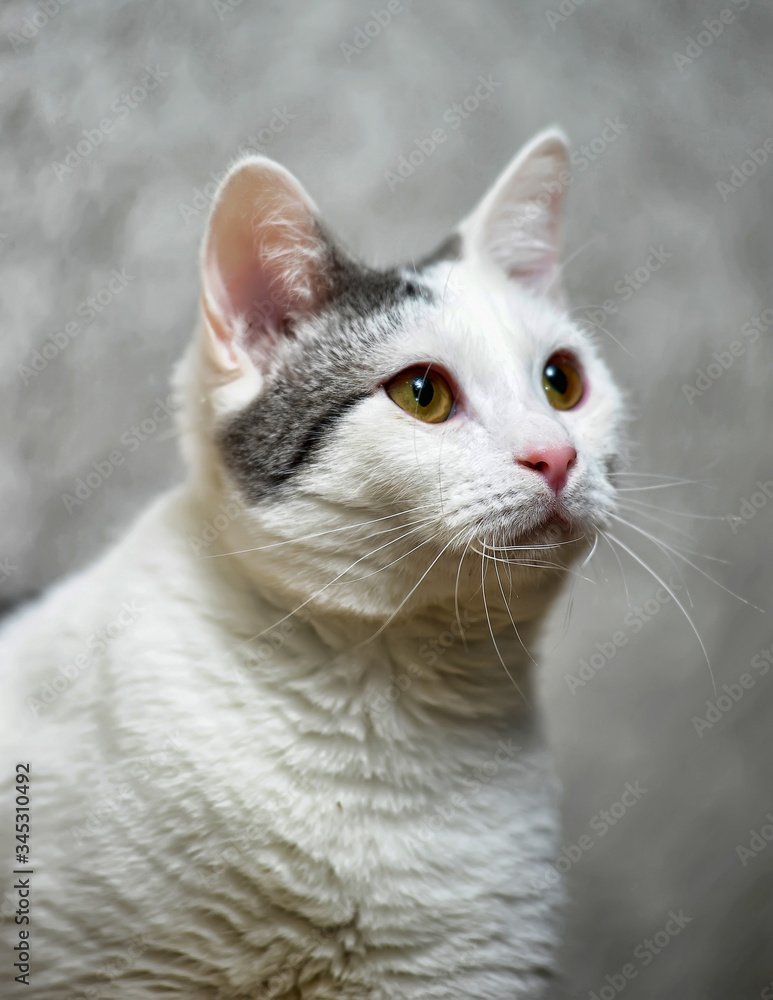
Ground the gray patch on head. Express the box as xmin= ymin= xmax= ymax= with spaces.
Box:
xmin=416 ymin=233 xmax=463 ymax=270
xmin=219 ymin=254 xmax=434 ymax=504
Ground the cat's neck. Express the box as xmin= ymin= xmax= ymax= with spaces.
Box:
xmin=164 ymin=483 xmax=564 ymax=722
xmin=200 ymin=532 xmax=547 ymax=723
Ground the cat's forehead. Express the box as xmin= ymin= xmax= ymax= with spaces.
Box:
xmin=403 ymin=258 xmax=589 ymax=367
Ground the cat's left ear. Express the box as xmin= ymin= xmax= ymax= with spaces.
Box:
xmin=198 ymin=156 xmax=337 ymax=379
xmin=458 ymin=127 xmax=569 ymax=300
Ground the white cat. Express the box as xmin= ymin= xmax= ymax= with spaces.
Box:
xmin=1 ymin=128 xmax=623 ymax=999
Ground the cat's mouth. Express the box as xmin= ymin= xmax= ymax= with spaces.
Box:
xmin=532 ymin=488 xmax=574 ymax=526
xmin=504 ymin=490 xmax=598 ymax=552
xmin=538 ymin=501 xmax=573 ymax=531
xmin=521 ymin=515 xmax=576 ymax=546
xmin=470 ymin=475 xmax=604 ymax=554
xmin=483 ymin=503 xmax=580 ymax=553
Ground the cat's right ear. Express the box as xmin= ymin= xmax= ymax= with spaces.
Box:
xmin=452 ymin=128 xmax=570 ymax=301
xmin=199 ymin=157 xmax=335 ymax=378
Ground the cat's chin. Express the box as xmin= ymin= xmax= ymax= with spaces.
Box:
xmin=506 ymin=503 xmax=585 ymax=549
xmin=541 ymin=507 xmax=573 ymax=534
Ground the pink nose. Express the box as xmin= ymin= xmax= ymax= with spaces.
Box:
xmin=517 ymin=444 xmax=577 ymax=494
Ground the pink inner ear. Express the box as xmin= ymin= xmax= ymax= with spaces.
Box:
xmin=463 ymin=132 xmax=568 ymax=298
xmin=485 ymin=188 xmax=562 ymax=293
xmin=202 ymin=162 xmax=331 ymax=360
xmin=503 ymin=232 xmax=559 ymax=291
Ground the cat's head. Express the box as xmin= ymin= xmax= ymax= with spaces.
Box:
xmin=178 ymin=129 xmax=624 ymax=634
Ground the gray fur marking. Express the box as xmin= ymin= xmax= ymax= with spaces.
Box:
xmin=417 ymin=233 xmax=463 ymax=269
xmin=219 ymin=260 xmax=433 ymax=504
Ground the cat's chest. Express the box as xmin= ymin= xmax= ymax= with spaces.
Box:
xmin=165 ymin=659 xmax=560 ymax=928
xmin=135 ymin=696 xmax=559 ymax=998
xmin=24 ymin=607 xmax=565 ymax=997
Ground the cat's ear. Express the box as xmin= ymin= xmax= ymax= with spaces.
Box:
xmin=458 ymin=127 xmax=569 ymax=299
xmin=200 ymin=157 xmax=335 ymax=375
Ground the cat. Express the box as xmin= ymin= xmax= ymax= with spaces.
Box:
xmin=0 ymin=127 xmax=624 ymax=999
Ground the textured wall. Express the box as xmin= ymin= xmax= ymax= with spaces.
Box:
xmin=1 ymin=0 xmax=772 ymax=996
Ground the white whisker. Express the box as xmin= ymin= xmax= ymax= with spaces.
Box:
xmin=454 ymin=535 xmax=475 ymax=652
xmin=470 ymin=546 xmax=595 ymax=583
xmin=347 ymin=531 xmax=434 ymax=583
xmin=204 ymin=503 xmax=435 ymax=558
xmin=236 ymin=521 xmax=435 ymax=650
xmin=580 ymin=531 xmax=599 ymax=570
xmin=609 ymin=512 xmax=764 ymax=613
xmin=618 ymin=501 xmax=711 ymax=553
xmin=481 ymin=549 xmax=532 ymax=707
xmin=493 ymin=548 xmax=538 ymax=669
xmin=576 ymin=314 xmax=634 ymax=357
xmin=620 ymin=497 xmax=728 ymax=521
xmin=612 ymin=512 xmax=691 ymax=603
xmin=605 ymin=530 xmax=716 ymax=695
xmin=598 ymin=529 xmax=630 ymax=607
xmin=359 ymin=529 xmax=469 ymax=646
xmin=558 ymin=573 xmax=579 ymax=646
xmin=478 ymin=537 xmax=583 ymax=552
xmin=618 ymin=503 xmax=732 ymax=566
xmin=613 ymin=472 xmax=680 ymax=479
xmin=616 ymin=481 xmax=718 ymax=493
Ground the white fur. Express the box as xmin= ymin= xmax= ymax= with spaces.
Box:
xmin=0 ymin=132 xmax=624 ymax=998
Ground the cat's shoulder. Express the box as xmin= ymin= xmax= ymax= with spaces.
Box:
xmin=0 ymin=488 xmax=206 ymax=728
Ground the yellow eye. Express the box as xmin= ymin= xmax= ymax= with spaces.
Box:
xmin=385 ymin=367 xmax=455 ymax=423
xmin=542 ymin=354 xmax=584 ymax=410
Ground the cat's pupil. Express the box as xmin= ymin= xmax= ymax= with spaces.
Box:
xmin=545 ymin=364 xmax=568 ymax=395
xmin=412 ymin=377 xmax=434 ymax=407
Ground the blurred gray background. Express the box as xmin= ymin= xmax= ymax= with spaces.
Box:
xmin=1 ymin=0 xmax=772 ymax=996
